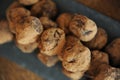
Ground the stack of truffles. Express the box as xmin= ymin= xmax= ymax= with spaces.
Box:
xmin=0 ymin=0 xmax=119 ymax=80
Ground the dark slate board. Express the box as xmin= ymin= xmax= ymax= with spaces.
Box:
xmin=0 ymin=0 xmax=120 ymax=80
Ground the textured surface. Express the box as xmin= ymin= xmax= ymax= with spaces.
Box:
xmin=0 ymin=57 xmax=43 ymax=80
xmin=0 ymin=0 xmax=120 ymax=80
xmin=77 ymin=0 xmax=120 ymax=21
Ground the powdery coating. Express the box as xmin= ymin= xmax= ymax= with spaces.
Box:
xmin=94 ymin=65 xmax=120 ymax=80
xmin=63 ymin=68 xmax=84 ymax=80
xmin=62 ymin=36 xmax=91 ymax=72
xmin=7 ymin=7 xmax=31 ymax=33
xmin=16 ymin=41 xmax=38 ymax=53
xmin=16 ymin=16 xmax=43 ymax=45
xmin=105 ymin=38 xmax=120 ymax=67
xmin=38 ymin=53 xmax=59 ymax=67
xmin=39 ymin=28 xmax=65 ymax=56
xmin=7 ymin=7 xmax=31 ymax=23
xmin=87 ymin=50 xmax=109 ymax=78
xmin=40 ymin=17 xmax=57 ymax=29
xmin=104 ymin=68 xmax=120 ymax=80
xmin=6 ymin=1 xmax=23 ymax=33
xmin=63 ymin=46 xmax=91 ymax=72
xmin=91 ymin=50 xmax=109 ymax=64
xmin=69 ymin=14 xmax=97 ymax=42
xmin=6 ymin=1 xmax=23 ymax=15
xmin=56 ymin=13 xmax=73 ymax=34
xmin=84 ymin=28 xmax=108 ymax=50
xmin=18 ymin=0 xmax=39 ymax=5
xmin=0 ymin=20 xmax=13 ymax=44
xmin=6 ymin=1 xmax=23 ymax=14
xmin=57 ymin=35 xmax=81 ymax=61
xmin=31 ymin=0 xmax=57 ymax=18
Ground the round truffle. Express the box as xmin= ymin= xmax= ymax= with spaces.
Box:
xmin=84 ymin=28 xmax=108 ymax=50
xmin=87 ymin=50 xmax=109 ymax=78
xmin=69 ymin=14 xmax=97 ymax=42
xmin=57 ymin=35 xmax=81 ymax=61
xmin=62 ymin=36 xmax=91 ymax=72
xmin=39 ymin=28 xmax=65 ymax=56
xmin=105 ymin=38 xmax=120 ymax=67
xmin=7 ymin=7 xmax=31 ymax=33
xmin=63 ymin=46 xmax=91 ymax=72
xmin=16 ymin=16 xmax=43 ymax=45
xmin=94 ymin=65 xmax=120 ymax=80
xmin=31 ymin=0 xmax=57 ymax=18
xmin=56 ymin=13 xmax=73 ymax=34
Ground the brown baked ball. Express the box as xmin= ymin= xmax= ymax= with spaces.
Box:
xmin=18 ymin=0 xmax=39 ymax=5
xmin=16 ymin=16 xmax=43 ymax=45
xmin=69 ymin=14 xmax=97 ymax=42
xmin=6 ymin=1 xmax=23 ymax=13
xmin=39 ymin=28 xmax=65 ymax=56
xmin=56 ymin=13 xmax=73 ymax=34
xmin=38 ymin=53 xmax=59 ymax=67
xmin=87 ymin=50 xmax=109 ymax=78
xmin=7 ymin=7 xmax=31 ymax=33
xmin=62 ymin=36 xmax=91 ymax=72
xmin=63 ymin=68 xmax=84 ymax=80
xmin=0 ymin=20 xmax=13 ymax=44
xmin=92 ymin=50 xmax=109 ymax=64
xmin=105 ymin=38 xmax=120 ymax=67
xmin=7 ymin=7 xmax=31 ymax=23
xmin=6 ymin=1 xmax=23 ymax=23
xmin=84 ymin=28 xmax=108 ymax=50
xmin=6 ymin=1 xmax=23 ymax=33
xmin=31 ymin=0 xmax=57 ymax=18
xmin=94 ymin=64 xmax=120 ymax=80
xmin=40 ymin=17 xmax=57 ymax=29
xmin=57 ymin=35 xmax=81 ymax=61
xmin=62 ymin=46 xmax=91 ymax=72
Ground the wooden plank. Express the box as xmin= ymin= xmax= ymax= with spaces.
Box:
xmin=77 ymin=0 xmax=120 ymax=21
xmin=0 ymin=57 xmax=43 ymax=80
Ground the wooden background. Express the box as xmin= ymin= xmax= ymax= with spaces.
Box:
xmin=77 ymin=0 xmax=120 ymax=21
xmin=0 ymin=57 xmax=43 ymax=80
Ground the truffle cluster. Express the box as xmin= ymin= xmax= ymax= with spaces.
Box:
xmin=0 ymin=0 xmax=119 ymax=80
